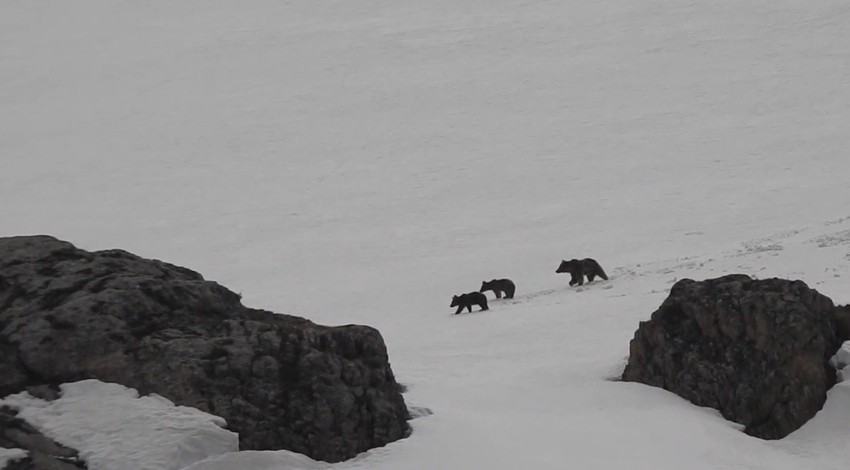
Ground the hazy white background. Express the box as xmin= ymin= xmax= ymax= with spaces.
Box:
xmin=2 ymin=0 xmax=850 ymax=468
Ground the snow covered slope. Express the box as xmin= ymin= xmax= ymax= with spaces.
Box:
xmin=185 ymin=219 xmax=850 ymax=469
xmin=2 ymin=0 xmax=850 ymax=468
xmin=0 ymin=380 xmax=238 ymax=470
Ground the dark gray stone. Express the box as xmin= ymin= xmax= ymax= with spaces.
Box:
xmin=832 ymin=304 xmax=850 ymax=343
xmin=622 ymin=274 xmax=842 ymax=439
xmin=0 ymin=236 xmax=409 ymax=463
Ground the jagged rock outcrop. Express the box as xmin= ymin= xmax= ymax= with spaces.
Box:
xmin=832 ymin=304 xmax=850 ymax=343
xmin=0 ymin=236 xmax=409 ymax=463
xmin=622 ymin=274 xmax=842 ymax=439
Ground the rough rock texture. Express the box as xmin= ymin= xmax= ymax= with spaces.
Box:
xmin=0 ymin=405 xmax=86 ymax=470
xmin=832 ymin=304 xmax=850 ymax=343
xmin=0 ymin=236 xmax=409 ymax=463
xmin=622 ymin=274 xmax=842 ymax=439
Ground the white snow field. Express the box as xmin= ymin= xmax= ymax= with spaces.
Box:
xmin=832 ymin=341 xmax=850 ymax=382
xmin=0 ymin=380 xmax=238 ymax=470
xmin=2 ymin=0 xmax=850 ymax=468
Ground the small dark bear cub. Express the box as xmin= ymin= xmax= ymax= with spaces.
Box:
xmin=480 ymin=279 xmax=516 ymax=299
xmin=450 ymin=292 xmax=489 ymax=314
xmin=556 ymin=258 xmax=608 ymax=286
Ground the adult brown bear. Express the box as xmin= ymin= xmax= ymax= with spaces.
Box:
xmin=556 ymin=258 xmax=608 ymax=286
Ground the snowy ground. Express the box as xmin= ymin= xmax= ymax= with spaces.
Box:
xmin=2 ymin=0 xmax=850 ymax=468
xmin=0 ymin=449 xmax=27 ymax=469
xmin=0 ymin=380 xmax=238 ymax=470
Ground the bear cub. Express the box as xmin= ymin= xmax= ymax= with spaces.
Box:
xmin=450 ymin=292 xmax=489 ymax=314
xmin=480 ymin=278 xmax=516 ymax=299
xmin=556 ymin=258 xmax=608 ymax=286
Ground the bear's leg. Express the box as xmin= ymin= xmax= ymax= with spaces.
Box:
xmin=455 ymin=306 xmax=463 ymax=315
xmin=571 ymin=273 xmax=583 ymax=286
xmin=467 ymin=305 xmax=473 ymax=313
xmin=587 ymin=273 xmax=596 ymax=282
xmin=495 ymin=290 xmax=502 ymax=299
xmin=481 ymin=300 xmax=489 ymax=311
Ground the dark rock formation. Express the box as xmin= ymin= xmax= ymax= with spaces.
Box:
xmin=833 ymin=304 xmax=850 ymax=343
xmin=0 ymin=236 xmax=409 ymax=463
xmin=0 ymin=406 xmax=86 ymax=470
xmin=622 ymin=274 xmax=842 ymax=439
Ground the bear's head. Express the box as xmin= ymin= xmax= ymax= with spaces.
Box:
xmin=450 ymin=295 xmax=460 ymax=307
xmin=480 ymin=280 xmax=493 ymax=292
xmin=556 ymin=260 xmax=574 ymax=273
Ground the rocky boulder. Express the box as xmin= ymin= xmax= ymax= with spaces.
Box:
xmin=0 ymin=236 xmax=409 ymax=463
xmin=622 ymin=274 xmax=841 ymax=439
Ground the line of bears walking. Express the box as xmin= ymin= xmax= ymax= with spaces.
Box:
xmin=450 ymin=258 xmax=608 ymax=314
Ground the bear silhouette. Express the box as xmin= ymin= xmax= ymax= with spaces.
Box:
xmin=450 ymin=292 xmax=489 ymax=314
xmin=480 ymin=279 xmax=516 ymax=299
xmin=556 ymin=258 xmax=608 ymax=286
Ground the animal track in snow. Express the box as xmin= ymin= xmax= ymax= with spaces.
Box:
xmin=806 ymin=229 xmax=850 ymax=248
